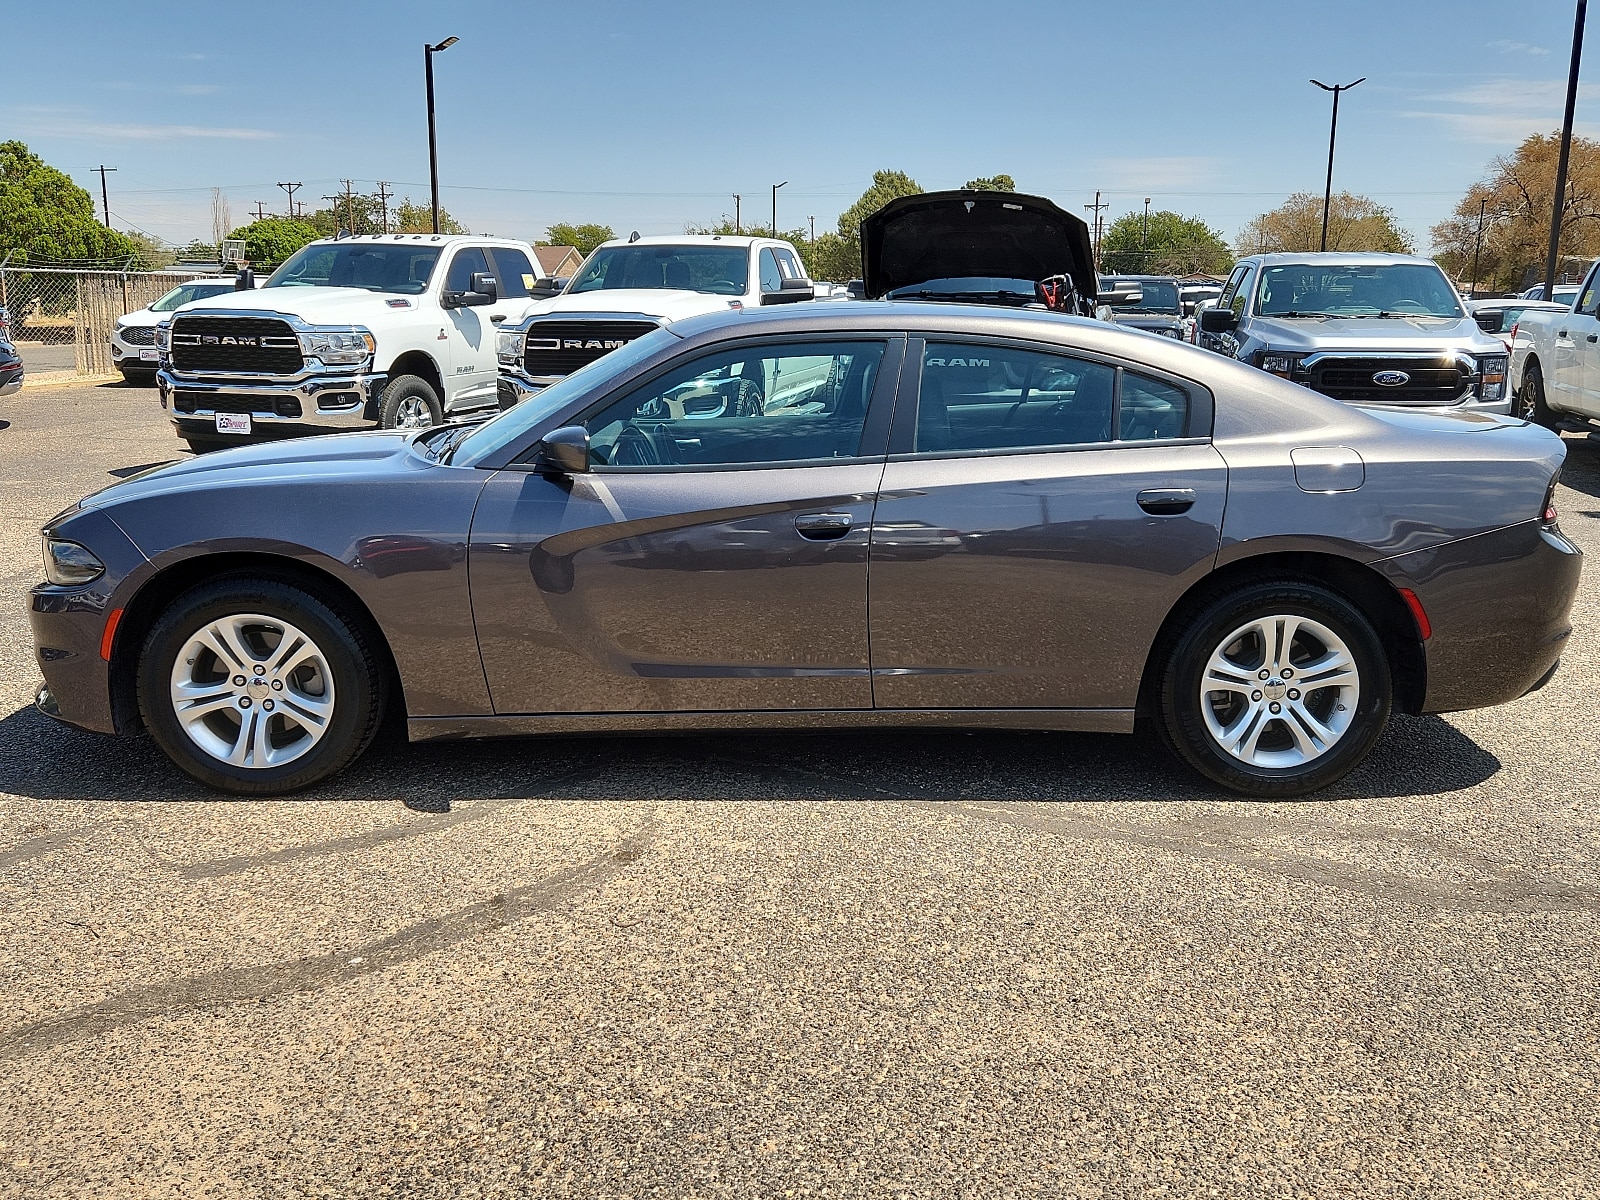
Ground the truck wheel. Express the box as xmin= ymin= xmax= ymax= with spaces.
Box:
xmin=1517 ymin=362 xmax=1560 ymax=430
xmin=379 ymin=375 xmax=443 ymax=430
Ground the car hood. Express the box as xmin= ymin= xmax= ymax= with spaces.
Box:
xmin=1248 ymin=314 xmax=1504 ymax=354
xmin=515 ymin=289 xmax=742 ymax=323
xmin=861 ymin=190 xmax=1097 ymax=303
xmin=170 ymin=286 xmax=414 ymax=323
xmin=77 ymin=430 xmax=424 ymax=511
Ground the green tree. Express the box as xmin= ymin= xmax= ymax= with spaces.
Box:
xmin=126 ymin=231 xmax=176 ymax=270
xmin=1238 ymin=192 xmax=1413 ymax=256
xmin=180 ymin=239 xmax=219 ymax=261
xmin=226 ymin=217 xmax=320 ymax=267
xmin=1100 ymin=210 xmax=1233 ymax=275
xmin=540 ymin=222 xmax=614 ymax=256
xmin=964 ymin=174 xmax=1017 ymax=192
xmin=0 ymin=140 xmax=137 ymax=264
xmin=392 ymin=197 xmax=467 ymax=235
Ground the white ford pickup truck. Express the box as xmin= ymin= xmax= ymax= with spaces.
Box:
xmin=156 ymin=234 xmax=546 ymax=452
xmin=495 ymin=234 xmax=814 ymax=407
xmin=1509 ymin=262 xmax=1600 ymax=434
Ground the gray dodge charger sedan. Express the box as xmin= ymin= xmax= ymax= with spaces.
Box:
xmin=30 ymin=304 xmax=1581 ymax=797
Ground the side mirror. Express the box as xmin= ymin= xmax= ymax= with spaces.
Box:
xmin=535 ymin=425 xmax=590 ymax=474
xmin=470 ymin=272 xmax=498 ymax=303
xmin=531 ymin=276 xmax=565 ymax=297
xmin=761 ymin=277 xmax=816 ymax=306
xmin=1473 ymin=311 xmax=1503 ymax=333
xmin=846 ymin=279 xmax=867 ymax=301
xmin=234 ymin=268 xmax=255 ymax=291
xmin=1199 ymin=308 xmax=1239 ymax=333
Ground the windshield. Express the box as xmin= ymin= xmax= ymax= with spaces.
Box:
xmin=1257 ymin=263 xmax=1464 ymax=318
xmin=151 ymin=281 xmax=236 ymax=311
xmin=265 ymin=243 xmax=442 ymax=294
xmin=570 ymin=245 xmax=749 ymax=296
xmin=885 ymin=277 xmax=1041 ymax=304
xmin=1114 ymin=280 xmax=1180 ymax=313
xmin=451 ymin=327 xmax=680 ymax=466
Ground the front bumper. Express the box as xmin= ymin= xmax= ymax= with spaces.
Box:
xmin=157 ymin=367 xmax=388 ymax=436
xmin=497 ymin=371 xmax=545 ymax=410
xmin=110 ymin=334 xmax=161 ymax=372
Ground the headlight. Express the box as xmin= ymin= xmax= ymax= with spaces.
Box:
xmin=297 ymin=329 xmax=376 ymax=365
xmin=1258 ymin=351 xmax=1306 ymax=379
xmin=155 ymin=322 xmax=170 ymax=350
xmin=497 ymin=327 xmax=524 ymax=365
xmin=42 ymin=538 xmax=105 ymax=586
xmin=1478 ymin=354 xmax=1508 ymax=401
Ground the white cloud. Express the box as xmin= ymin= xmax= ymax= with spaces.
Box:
xmin=1405 ymin=77 xmax=1595 ymax=145
xmin=9 ymin=106 xmax=279 ymax=141
xmin=1401 ymin=110 xmax=1594 ymax=144
xmin=1488 ymin=40 xmax=1552 ymax=56
xmin=1088 ymin=156 xmax=1223 ymax=190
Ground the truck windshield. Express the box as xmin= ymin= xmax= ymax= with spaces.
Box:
xmin=265 ymin=244 xmax=442 ymax=295
xmin=570 ymin=246 xmax=749 ymax=296
xmin=1114 ymin=280 xmax=1180 ymax=313
xmin=1257 ymin=264 xmax=1463 ymax=318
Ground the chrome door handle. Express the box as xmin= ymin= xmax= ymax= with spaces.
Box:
xmin=795 ymin=512 xmax=853 ymax=540
xmin=1137 ymin=488 xmax=1197 ymax=515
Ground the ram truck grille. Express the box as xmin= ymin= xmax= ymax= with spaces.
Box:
xmin=522 ymin=320 xmax=659 ymax=376
xmin=170 ymin=316 xmax=303 ymax=375
xmin=1307 ymin=358 xmax=1468 ymax=406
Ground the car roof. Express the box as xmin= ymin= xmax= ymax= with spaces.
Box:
xmin=303 ymin=234 xmax=532 ymax=249
xmin=1102 ymin=274 xmax=1181 ymax=283
xmin=595 ymin=234 xmax=782 ymax=250
xmin=1238 ymin=252 xmax=1442 ymax=268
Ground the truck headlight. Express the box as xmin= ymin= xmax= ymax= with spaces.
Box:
xmin=1258 ymin=351 xmax=1305 ymax=379
xmin=1478 ymin=354 xmax=1508 ymax=401
xmin=497 ymin=327 xmax=525 ymax=365
xmin=155 ymin=322 xmax=170 ymax=350
xmin=298 ymin=329 xmax=376 ymax=365
xmin=42 ymin=538 xmax=105 ymax=586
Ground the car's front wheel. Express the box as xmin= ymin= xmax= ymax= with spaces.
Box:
xmin=1158 ymin=581 xmax=1391 ymax=797
xmin=378 ymin=375 xmax=443 ymax=430
xmin=1516 ymin=361 xmax=1560 ymax=429
xmin=137 ymin=577 xmax=386 ymax=794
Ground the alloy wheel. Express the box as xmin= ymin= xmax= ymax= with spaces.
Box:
xmin=394 ymin=396 xmax=436 ymax=429
xmin=1198 ymin=614 xmax=1360 ymax=769
xmin=168 ymin=613 xmax=336 ymax=769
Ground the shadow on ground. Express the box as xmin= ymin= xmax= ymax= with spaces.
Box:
xmin=0 ymin=700 xmax=1500 ymax=806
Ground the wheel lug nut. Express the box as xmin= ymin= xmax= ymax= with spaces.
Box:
xmin=1251 ymin=690 xmax=1263 ymax=701
xmin=1282 ymin=667 xmax=1293 ymax=678
xmin=239 ymin=697 xmax=252 ymax=709
xmin=1258 ymin=669 xmax=1270 ymax=680
xmin=253 ymin=664 xmax=266 ymax=675
xmin=1269 ymin=702 xmax=1281 ymax=714
xmin=1288 ymin=689 xmax=1300 ymax=701
xmin=263 ymin=699 xmax=274 ymax=711
xmin=271 ymin=680 xmax=283 ymax=691
xmin=233 ymin=675 xmax=246 ymax=687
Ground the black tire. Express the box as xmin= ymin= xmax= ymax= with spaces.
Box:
xmin=184 ymin=436 xmax=231 ymax=455
xmin=1518 ymin=361 xmax=1560 ymax=429
xmin=137 ymin=577 xmax=387 ymax=794
xmin=1157 ymin=581 xmax=1391 ymax=798
xmin=378 ymin=374 xmax=443 ymax=430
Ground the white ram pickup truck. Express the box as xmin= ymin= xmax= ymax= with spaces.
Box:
xmin=495 ymin=234 xmax=814 ymax=407
xmin=156 ymin=233 xmax=547 ymax=452
xmin=1509 ymin=262 xmax=1600 ymax=433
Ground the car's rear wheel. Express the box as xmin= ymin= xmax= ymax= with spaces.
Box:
xmin=1159 ymin=581 xmax=1391 ymax=797
xmin=379 ymin=375 xmax=442 ymax=430
xmin=1517 ymin=362 xmax=1560 ymax=429
xmin=137 ymin=578 xmax=386 ymax=794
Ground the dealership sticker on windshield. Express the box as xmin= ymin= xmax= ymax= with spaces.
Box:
xmin=214 ymin=413 xmax=251 ymax=435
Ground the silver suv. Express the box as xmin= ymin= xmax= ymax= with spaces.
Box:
xmin=1196 ymin=253 xmax=1511 ymax=412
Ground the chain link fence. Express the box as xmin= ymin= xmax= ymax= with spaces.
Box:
xmin=0 ymin=260 xmax=228 ymax=379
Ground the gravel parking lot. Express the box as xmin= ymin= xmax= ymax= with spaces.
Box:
xmin=1 ymin=383 xmax=1597 ymax=1198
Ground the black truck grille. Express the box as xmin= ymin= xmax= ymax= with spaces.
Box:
xmin=1308 ymin=358 xmax=1469 ymax=406
xmin=522 ymin=320 xmax=659 ymax=376
xmin=170 ymin=316 xmax=303 ymax=375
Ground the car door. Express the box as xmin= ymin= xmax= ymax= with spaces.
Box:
xmin=468 ymin=335 xmax=903 ymax=715
xmin=440 ymin=246 xmax=497 ymax=411
xmin=868 ymin=338 xmax=1227 ymax=712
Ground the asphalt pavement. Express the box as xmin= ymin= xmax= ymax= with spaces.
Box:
xmin=0 ymin=383 xmax=1597 ymax=1198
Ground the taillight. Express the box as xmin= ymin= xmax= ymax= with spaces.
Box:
xmin=1542 ymin=471 xmax=1561 ymax=525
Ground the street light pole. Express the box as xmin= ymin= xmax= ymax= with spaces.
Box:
xmin=1545 ymin=0 xmax=1587 ymax=296
xmin=772 ymin=181 xmax=788 ymax=237
xmin=1470 ymin=198 xmax=1488 ymax=299
xmin=1311 ymin=77 xmax=1365 ymax=252
xmin=425 ymin=36 xmax=459 ymax=236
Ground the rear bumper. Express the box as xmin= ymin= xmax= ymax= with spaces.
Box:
xmin=158 ymin=367 xmax=387 ymax=436
xmin=1379 ymin=520 xmax=1583 ymax=713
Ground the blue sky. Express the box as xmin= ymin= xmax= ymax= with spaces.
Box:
xmin=4 ymin=0 xmax=1595 ymax=251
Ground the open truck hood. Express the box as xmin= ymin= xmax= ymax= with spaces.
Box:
xmin=861 ymin=190 xmax=1097 ymax=305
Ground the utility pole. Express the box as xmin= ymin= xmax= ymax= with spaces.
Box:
xmin=1311 ymin=77 xmax=1365 ymax=252
xmin=809 ymin=215 xmax=815 ymax=243
xmin=1142 ymin=196 xmax=1151 ymax=264
xmin=733 ymin=194 xmax=742 ymax=234
xmin=251 ymin=200 xmax=268 ymax=221
xmin=94 ymin=165 xmax=117 ymax=227
xmin=342 ymin=179 xmax=358 ymax=234
xmin=1470 ymin=197 xmax=1488 ymax=299
xmin=277 ymin=181 xmax=302 ymax=218
xmin=376 ymin=181 xmax=393 ymax=234
xmin=1545 ymin=0 xmax=1587 ymax=296
xmin=772 ymin=181 xmax=787 ymax=238
xmin=1084 ymin=191 xmax=1109 ymax=269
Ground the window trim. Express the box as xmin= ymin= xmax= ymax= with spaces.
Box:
xmin=547 ymin=333 xmax=906 ymax=474
xmin=887 ymin=334 xmax=1213 ymax=461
